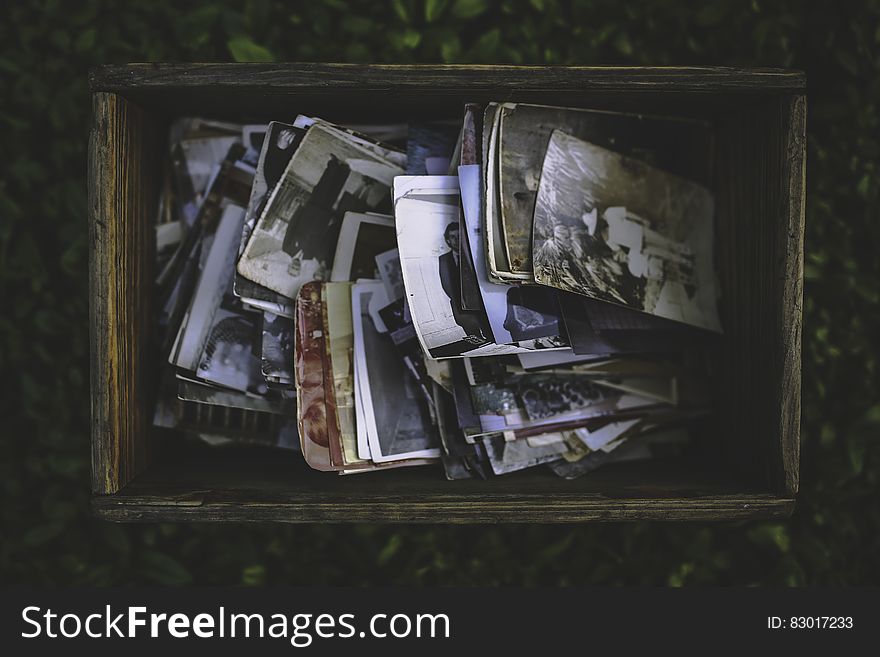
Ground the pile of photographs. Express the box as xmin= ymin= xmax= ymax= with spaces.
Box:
xmin=153 ymin=102 xmax=722 ymax=479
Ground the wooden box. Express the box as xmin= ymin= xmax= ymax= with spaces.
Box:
xmin=88 ymin=64 xmax=805 ymax=522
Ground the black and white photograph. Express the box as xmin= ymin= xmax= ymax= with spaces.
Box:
xmin=234 ymin=121 xmax=306 ymax=314
xmin=378 ymin=297 xmax=435 ymax=411
xmin=516 ymin=376 xmax=620 ymax=421
xmin=329 ymin=212 xmax=396 ymax=282
xmin=177 ymin=376 xmax=288 ymax=415
xmin=171 ymin=132 xmax=240 ymax=225
xmin=516 ymin=349 xmax=602 ymax=370
xmin=469 ymin=374 xmax=657 ymax=438
xmin=159 ymin=143 xmax=254 ymax=352
xmin=296 ymin=116 xmax=408 ymax=169
xmin=496 ymin=102 xmax=713 ymax=275
xmin=479 ymin=433 xmax=568 ymax=475
xmin=375 ymin=248 xmax=405 ymax=301
xmin=242 ymin=123 xmax=268 ymax=157
xmin=237 ymin=123 xmax=404 ymax=299
xmin=394 ymin=175 xmax=495 ymax=359
xmin=260 ymin=311 xmax=294 ymax=383
xmin=159 ymin=393 xmax=300 ymax=451
xmin=169 ymin=203 xmax=268 ymax=397
xmin=195 ymin=306 xmax=265 ymax=395
xmin=532 ymin=130 xmax=722 ymax=333
xmin=459 ymin=164 xmax=566 ymax=350
xmin=170 ymin=204 xmax=243 ymax=374
xmin=352 ymin=281 xmax=441 ymax=463
xmin=433 ymin=383 xmax=478 ymax=481
xmin=572 ymin=418 xmax=642 ymax=452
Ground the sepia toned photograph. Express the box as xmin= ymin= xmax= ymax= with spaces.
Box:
xmin=497 ymin=102 xmax=713 ymax=275
xmin=293 ymin=281 xmax=334 ymax=471
xmin=532 ymin=131 xmax=722 ymax=333
xmin=322 ymin=282 xmax=361 ymax=467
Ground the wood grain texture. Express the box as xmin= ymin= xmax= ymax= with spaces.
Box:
xmin=87 ymin=65 xmax=808 ymax=124
xmin=92 ymin=493 xmax=795 ymax=523
xmin=90 ymin=63 xmax=806 ymax=93
xmin=775 ymin=95 xmax=806 ymax=496
xmin=90 ymin=444 xmax=795 ymax=522
xmin=88 ymin=92 xmax=160 ymax=494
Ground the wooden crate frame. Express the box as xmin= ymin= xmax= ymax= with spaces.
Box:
xmin=88 ymin=64 xmax=805 ymax=522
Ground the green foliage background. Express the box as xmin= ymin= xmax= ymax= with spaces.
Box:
xmin=1 ymin=0 xmax=878 ymax=586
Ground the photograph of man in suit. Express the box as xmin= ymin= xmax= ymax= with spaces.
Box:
xmin=438 ymin=221 xmax=490 ymax=346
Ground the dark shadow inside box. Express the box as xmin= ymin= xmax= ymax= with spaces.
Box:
xmin=122 ymin=431 xmax=762 ymax=501
xmin=125 ymin=88 xmax=794 ymax=509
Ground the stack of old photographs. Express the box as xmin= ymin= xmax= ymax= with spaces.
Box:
xmin=152 ymin=119 xmax=297 ymax=449
xmin=153 ymin=116 xmax=412 ymax=455
xmin=385 ymin=103 xmax=722 ymax=479
xmin=152 ymin=102 xmax=722 ymax=479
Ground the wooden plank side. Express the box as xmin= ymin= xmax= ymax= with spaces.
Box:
xmin=92 ymin=494 xmax=795 ymax=523
xmin=775 ymin=95 xmax=806 ymax=496
xmin=89 ymin=64 xmax=806 ymax=94
xmin=88 ymin=92 xmax=158 ymax=494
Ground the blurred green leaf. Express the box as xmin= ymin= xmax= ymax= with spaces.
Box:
xmin=377 ymin=535 xmax=402 ymax=565
xmin=451 ymin=0 xmax=488 ymax=19
xmin=226 ymin=35 xmax=274 ymax=62
xmin=392 ymin=0 xmax=412 ymax=23
xmin=425 ymin=0 xmax=449 ymax=23
xmin=401 ymin=28 xmax=422 ymax=49
xmin=242 ymin=564 xmax=266 ymax=586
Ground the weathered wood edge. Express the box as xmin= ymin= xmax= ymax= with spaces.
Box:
xmin=89 ymin=92 xmax=119 ymax=495
xmin=92 ymin=494 xmax=795 ymax=523
xmin=89 ymin=63 xmax=806 ymax=93
xmin=776 ymin=94 xmax=806 ymax=496
xmin=89 ymin=92 xmax=157 ymax=495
